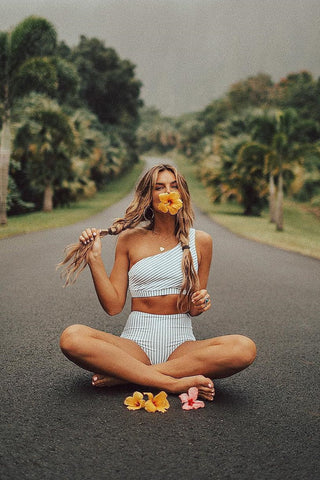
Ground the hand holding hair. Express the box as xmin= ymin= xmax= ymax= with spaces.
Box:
xmin=57 ymin=227 xmax=108 ymax=286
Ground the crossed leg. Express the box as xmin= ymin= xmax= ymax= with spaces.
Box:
xmin=60 ymin=325 xmax=256 ymax=400
xmin=92 ymin=334 xmax=256 ymax=400
xmin=60 ymin=324 xmax=215 ymax=399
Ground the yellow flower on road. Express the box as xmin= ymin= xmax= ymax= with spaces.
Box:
xmin=124 ymin=391 xmax=146 ymax=410
xmin=144 ymin=391 xmax=170 ymax=413
xmin=158 ymin=192 xmax=183 ymax=215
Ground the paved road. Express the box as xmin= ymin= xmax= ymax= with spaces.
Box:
xmin=1 ymin=158 xmax=319 ymax=480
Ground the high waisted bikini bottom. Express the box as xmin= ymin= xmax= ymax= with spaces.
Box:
xmin=120 ymin=311 xmax=196 ymax=364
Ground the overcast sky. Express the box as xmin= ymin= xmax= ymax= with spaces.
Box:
xmin=1 ymin=0 xmax=319 ymax=116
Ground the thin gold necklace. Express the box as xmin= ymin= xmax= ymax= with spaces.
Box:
xmin=152 ymin=230 xmax=173 ymax=252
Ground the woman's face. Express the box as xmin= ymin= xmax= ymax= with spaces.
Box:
xmin=152 ymin=169 xmax=179 ymax=212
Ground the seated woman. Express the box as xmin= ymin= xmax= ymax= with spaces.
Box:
xmin=59 ymin=164 xmax=256 ymax=401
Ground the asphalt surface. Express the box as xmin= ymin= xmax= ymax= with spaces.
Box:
xmin=1 ymin=158 xmax=319 ymax=480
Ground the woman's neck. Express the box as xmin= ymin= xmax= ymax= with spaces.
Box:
xmin=152 ymin=214 xmax=176 ymax=236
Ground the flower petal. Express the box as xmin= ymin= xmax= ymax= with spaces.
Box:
xmin=159 ymin=193 xmax=170 ymax=202
xmin=182 ymin=403 xmax=194 ymax=410
xmin=125 ymin=404 xmax=144 ymax=410
xmin=153 ymin=391 xmax=170 ymax=410
xmin=192 ymin=400 xmax=205 ymax=409
xmin=143 ymin=391 xmax=170 ymax=412
xmin=158 ymin=202 xmax=169 ymax=213
xmin=124 ymin=391 xmax=145 ymax=410
xmin=167 ymin=205 xmax=178 ymax=215
xmin=154 ymin=391 xmax=168 ymax=404
xmin=167 ymin=192 xmax=180 ymax=202
xmin=133 ymin=391 xmax=145 ymax=401
xmin=188 ymin=387 xmax=199 ymax=401
xmin=144 ymin=400 xmax=157 ymax=412
xmin=179 ymin=393 xmax=189 ymax=404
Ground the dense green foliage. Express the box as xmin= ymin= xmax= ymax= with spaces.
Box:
xmin=0 ymin=16 xmax=143 ymax=218
xmin=138 ymin=71 xmax=320 ymax=227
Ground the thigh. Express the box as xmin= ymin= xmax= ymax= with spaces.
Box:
xmin=71 ymin=324 xmax=152 ymax=365
xmin=167 ymin=335 xmax=238 ymax=360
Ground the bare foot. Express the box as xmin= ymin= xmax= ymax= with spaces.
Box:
xmin=91 ymin=373 xmax=215 ymax=401
xmin=198 ymin=381 xmax=215 ymax=401
xmin=169 ymin=375 xmax=215 ymax=401
xmin=92 ymin=374 xmax=127 ymax=388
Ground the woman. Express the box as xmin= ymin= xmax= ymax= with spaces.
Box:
xmin=59 ymin=164 xmax=256 ymax=401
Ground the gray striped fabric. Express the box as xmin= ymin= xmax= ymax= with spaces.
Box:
xmin=128 ymin=228 xmax=198 ymax=298
xmin=120 ymin=311 xmax=196 ymax=364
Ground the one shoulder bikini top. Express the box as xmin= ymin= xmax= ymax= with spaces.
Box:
xmin=128 ymin=228 xmax=198 ymax=298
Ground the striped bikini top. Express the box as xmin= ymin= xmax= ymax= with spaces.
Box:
xmin=128 ymin=228 xmax=198 ymax=298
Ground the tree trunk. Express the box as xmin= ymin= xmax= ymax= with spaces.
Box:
xmin=269 ymin=174 xmax=276 ymax=223
xmin=43 ymin=184 xmax=53 ymax=212
xmin=275 ymin=172 xmax=284 ymax=231
xmin=0 ymin=119 xmax=11 ymax=225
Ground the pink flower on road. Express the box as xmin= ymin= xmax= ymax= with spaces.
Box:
xmin=179 ymin=387 xmax=205 ymax=410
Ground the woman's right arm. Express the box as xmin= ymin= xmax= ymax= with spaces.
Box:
xmin=80 ymin=228 xmax=129 ymax=316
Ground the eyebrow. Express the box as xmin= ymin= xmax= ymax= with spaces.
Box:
xmin=155 ymin=180 xmax=178 ymax=185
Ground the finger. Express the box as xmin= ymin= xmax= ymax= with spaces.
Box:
xmin=201 ymin=298 xmax=211 ymax=311
xmin=85 ymin=228 xmax=95 ymax=242
xmin=191 ymin=293 xmax=204 ymax=303
xmin=192 ymin=289 xmax=205 ymax=298
xmin=79 ymin=230 xmax=89 ymax=244
xmin=192 ymin=289 xmax=208 ymax=301
xmin=79 ymin=228 xmax=96 ymax=244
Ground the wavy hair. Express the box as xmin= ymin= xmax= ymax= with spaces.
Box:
xmin=58 ymin=164 xmax=200 ymax=311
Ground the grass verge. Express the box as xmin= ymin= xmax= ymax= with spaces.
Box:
xmin=174 ymin=153 xmax=320 ymax=260
xmin=0 ymin=160 xmax=144 ymax=240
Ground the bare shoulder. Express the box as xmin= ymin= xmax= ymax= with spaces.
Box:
xmin=117 ymin=227 xmax=148 ymax=249
xmin=195 ymin=229 xmax=213 ymax=249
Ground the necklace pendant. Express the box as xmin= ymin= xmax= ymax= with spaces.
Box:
xmin=160 ymin=246 xmax=165 ymax=252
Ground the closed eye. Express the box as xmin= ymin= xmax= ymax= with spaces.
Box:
xmin=155 ymin=182 xmax=178 ymax=191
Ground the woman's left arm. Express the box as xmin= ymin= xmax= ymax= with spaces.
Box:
xmin=189 ymin=230 xmax=213 ymax=317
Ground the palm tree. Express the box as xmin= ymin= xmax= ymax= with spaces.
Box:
xmin=250 ymin=111 xmax=278 ymax=222
xmin=14 ymin=95 xmax=75 ymax=211
xmin=251 ymin=109 xmax=308 ymax=230
xmin=234 ymin=142 xmax=269 ymax=216
xmin=0 ymin=16 xmax=57 ymax=224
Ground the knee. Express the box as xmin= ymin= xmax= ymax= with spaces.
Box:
xmin=233 ymin=335 xmax=257 ymax=368
xmin=60 ymin=324 xmax=87 ymax=356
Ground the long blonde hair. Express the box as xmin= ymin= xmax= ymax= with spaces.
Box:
xmin=58 ymin=164 xmax=200 ymax=311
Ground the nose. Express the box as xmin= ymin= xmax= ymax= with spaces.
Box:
xmin=165 ymin=185 xmax=172 ymax=193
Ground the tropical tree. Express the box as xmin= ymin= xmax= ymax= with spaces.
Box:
xmin=0 ymin=16 xmax=58 ymax=224
xmin=250 ymin=111 xmax=280 ymax=222
xmin=137 ymin=106 xmax=180 ymax=153
xmin=273 ymin=71 xmax=320 ymax=122
xmin=14 ymin=95 xmax=75 ymax=212
xmin=227 ymin=73 xmax=274 ymax=112
xmin=232 ymin=142 xmax=269 ymax=215
xmin=70 ymin=108 xmax=127 ymax=190
xmin=251 ymin=108 xmax=315 ymax=230
xmin=200 ymin=134 xmax=268 ymax=213
xmin=72 ymin=36 xmax=143 ymax=127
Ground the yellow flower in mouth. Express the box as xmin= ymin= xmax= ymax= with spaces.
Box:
xmin=158 ymin=192 xmax=183 ymax=215
xmin=144 ymin=391 xmax=170 ymax=413
xmin=124 ymin=391 xmax=146 ymax=410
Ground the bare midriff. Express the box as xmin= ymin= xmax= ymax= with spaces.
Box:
xmin=131 ymin=294 xmax=182 ymax=315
